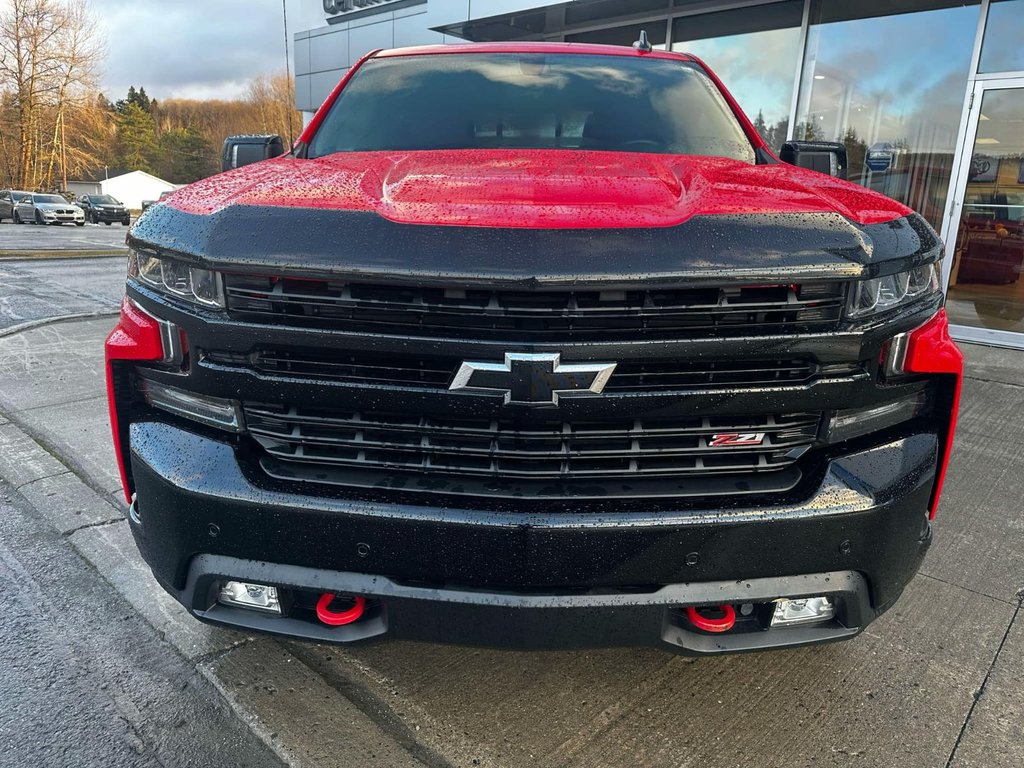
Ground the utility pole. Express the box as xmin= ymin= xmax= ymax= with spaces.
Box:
xmin=60 ymin=111 xmax=68 ymax=192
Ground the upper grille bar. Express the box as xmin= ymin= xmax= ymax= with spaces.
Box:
xmin=223 ymin=275 xmax=845 ymax=340
xmin=204 ymin=349 xmax=830 ymax=393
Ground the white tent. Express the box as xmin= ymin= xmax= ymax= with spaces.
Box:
xmin=67 ymin=170 xmax=178 ymax=210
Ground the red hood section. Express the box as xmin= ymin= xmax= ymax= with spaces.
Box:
xmin=165 ymin=150 xmax=911 ymax=228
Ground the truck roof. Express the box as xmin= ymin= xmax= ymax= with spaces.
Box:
xmin=373 ymin=41 xmax=695 ymax=63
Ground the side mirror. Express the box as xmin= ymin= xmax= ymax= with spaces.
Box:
xmin=779 ymin=141 xmax=848 ymax=179
xmin=222 ymin=134 xmax=285 ymax=172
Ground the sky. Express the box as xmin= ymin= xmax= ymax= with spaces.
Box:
xmin=94 ymin=0 xmax=304 ymax=102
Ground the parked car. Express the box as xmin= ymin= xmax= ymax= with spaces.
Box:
xmin=13 ymin=192 xmax=85 ymax=226
xmin=77 ymin=194 xmax=131 ymax=225
xmin=107 ymin=41 xmax=962 ymax=656
xmin=140 ymin=190 xmax=173 ymax=212
xmin=0 ymin=189 xmax=31 ymax=222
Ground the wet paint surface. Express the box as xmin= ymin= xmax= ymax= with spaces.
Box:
xmin=160 ymin=149 xmax=911 ymax=228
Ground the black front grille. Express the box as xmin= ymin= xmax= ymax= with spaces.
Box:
xmin=223 ymin=275 xmax=845 ymax=340
xmin=244 ymin=404 xmax=821 ymax=481
xmin=207 ymin=348 xmax=822 ymax=392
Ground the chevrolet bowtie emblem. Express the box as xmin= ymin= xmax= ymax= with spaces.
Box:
xmin=449 ymin=353 xmax=617 ymax=406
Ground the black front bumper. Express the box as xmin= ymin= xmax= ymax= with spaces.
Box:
xmin=92 ymin=209 xmax=130 ymax=223
xmin=128 ymin=422 xmax=936 ymax=654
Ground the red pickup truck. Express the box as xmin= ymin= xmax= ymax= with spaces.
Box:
xmin=107 ymin=40 xmax=962 ymax=655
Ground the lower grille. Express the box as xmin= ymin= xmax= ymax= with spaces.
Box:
xmin=244 ymin=405 xmax=821 ymax=481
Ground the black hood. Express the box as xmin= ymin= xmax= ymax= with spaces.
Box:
xmin=129 ymin=203 xmax=941 ymax=289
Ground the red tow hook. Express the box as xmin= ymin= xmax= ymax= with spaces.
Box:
xmin=316 ymin=593 xmax=367 ymax=626
xmin=685 ymin=604 xmax=736 ymax=633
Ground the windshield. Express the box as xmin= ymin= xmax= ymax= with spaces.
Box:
xmin=33 ymin=194 xmax=68 ymax=204
xmin=308 ymin=53 xmax=755 ymax=163
xmin=93 ymin=195 xmax=119 ymax=204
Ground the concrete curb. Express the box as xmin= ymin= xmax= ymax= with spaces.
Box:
xmin=0 ymin=249 xmax=125 ymax=261
xmin=0 ymin=413 xmax=427 ymax=767
xmin=0 ymin=310 xmax=120 ymax=339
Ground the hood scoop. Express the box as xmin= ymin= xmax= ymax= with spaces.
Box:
xmin=375 ymin=153 xmax=690 ymax=228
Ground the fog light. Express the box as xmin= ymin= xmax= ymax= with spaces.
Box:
xmin=828 ymin=392 xmax=927 ymax=444
xmin=770 ymin=596 xmax=834 ymax=627
xmin=141 ymin=379 xmax=244 ymax=432
xmin=218 ymin=581 xmax=281 ymax=613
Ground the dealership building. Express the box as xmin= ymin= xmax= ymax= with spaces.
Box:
xmin=291 ymin=0 xmax=1024 ymax=349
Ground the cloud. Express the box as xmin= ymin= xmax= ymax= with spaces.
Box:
xmin=93 ymin=0 xmax=302 ymax=101
xmin=800 ymin=4 xmax=981 ymax=146
xmin=677 ymin=27 xmax=802 ymax=124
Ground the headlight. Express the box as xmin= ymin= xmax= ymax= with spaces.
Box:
xmin=128 ymin=249 xmax=224 ymax=308
xmin=846 ymin=262 xmax=941 ymax=319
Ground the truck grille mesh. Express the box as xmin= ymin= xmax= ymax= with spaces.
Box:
xmin=244 ymin=405 xmax=821 ymax=480
xmin=206 ymin=348 xmax=823 ymax=392
xmin=223 ymin=275 xmax=845 ymax=340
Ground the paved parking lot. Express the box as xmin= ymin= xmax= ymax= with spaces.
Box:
xmin=0 ymin=218 xmax=130 ymax=253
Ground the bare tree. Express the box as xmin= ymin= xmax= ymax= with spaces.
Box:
xmin=0 ymin=0 xmax=104 ymax=189
xmin=246 ymin=72 xmax=301 ymax=148
xmin=44 ymin=0 xmax=103 ymax=189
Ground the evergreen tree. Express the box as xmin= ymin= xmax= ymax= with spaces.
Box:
xmin=752 ymin=110 xmax=769 ymax=145
xmin=115 ymin=86 xmax=153 ymax=115
xmin=795 ymin=120 xmax=824 ymax=141
xmin=155 ymin=126 xmax=216 ymax=183
xmin=115 ymin=86 xmax=137 ymax=114
xmin=115 ymin=101 xmax=158 ymax=172
xmin=136 ymin=86 xmax=151 ymax=112
xmin=842 ymin=126 xmax=868 ymax=176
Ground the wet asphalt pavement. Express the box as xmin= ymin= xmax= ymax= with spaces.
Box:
xmin=0 ymin=255 xmax=124 ymax=333
xmin=0 ymin=218 xmax=130 ymax=252
xmin=0 ymin=478 xmax=284 ymax=768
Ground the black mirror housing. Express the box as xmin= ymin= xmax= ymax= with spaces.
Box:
xmin=779 ymin=140 xmax=848 ymax=179
xmin=222 ymin=134 xmax=286 ymax=172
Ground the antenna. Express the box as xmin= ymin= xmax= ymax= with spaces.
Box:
xmin=283 ymin=0 xmax=295 ymax=149
xmin=632 ymin=29 xmax=652 ymax=53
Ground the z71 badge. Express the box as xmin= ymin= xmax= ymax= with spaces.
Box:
xmin=709 ymin=432 xmax=767 ymax=447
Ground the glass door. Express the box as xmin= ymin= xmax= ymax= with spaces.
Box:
xmin=944 ymin=79 xmax=1024 ymax=347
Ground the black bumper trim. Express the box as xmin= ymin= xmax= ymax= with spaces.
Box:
xmin=127 ymin=420 xmax=936 ymax=656
xmin=181 ymin=556 xmax=872 ymax=654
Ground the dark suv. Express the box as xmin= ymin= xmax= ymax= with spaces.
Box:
xmin=106 ymin=42 xmax=962 ymax=655
xmin=78 ymin=194 xmax=131 ymax=225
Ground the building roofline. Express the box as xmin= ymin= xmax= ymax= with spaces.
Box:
xmin=68 ymin=169 xmax=175 ymax=185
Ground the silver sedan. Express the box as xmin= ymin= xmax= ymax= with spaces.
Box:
xmin=13 ymin=193 xmax=86 ymax=226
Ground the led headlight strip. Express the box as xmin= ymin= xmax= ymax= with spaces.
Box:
xmin=128 ymin=248 xmax=225 ymax=308
xmin=846 ymin=262 xmax=940 ymax=319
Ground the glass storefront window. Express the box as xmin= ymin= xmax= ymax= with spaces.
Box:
xmin=565 ymin=21 xmax=666 ymax=48
xmin=979 ymin=0 xmax=1024 ymax=74
xmin=795 ymin=0 xmax=981 ymax=231
xmin=946 ymin=87 xmax=1024 ymax=334
xmin=671 ymin=1 xmax=804 ymax=150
